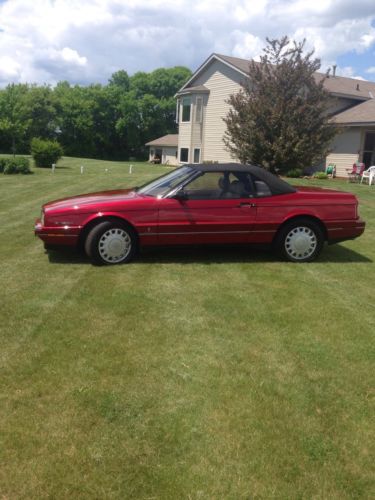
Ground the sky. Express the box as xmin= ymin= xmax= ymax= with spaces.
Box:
xmin=0 ymin=0 xmax=375 ymax=86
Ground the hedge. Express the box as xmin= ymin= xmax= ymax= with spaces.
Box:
xmin=0 ymin=157 xmax=31 ymax=175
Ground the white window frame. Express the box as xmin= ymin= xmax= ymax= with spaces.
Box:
xmin=181 ymin=97 xmax=191 ymax=122
xmin=193 ymin=148 xmax=201 ymax=164
xmin=179 ymin=147 xmax=189 ymax=163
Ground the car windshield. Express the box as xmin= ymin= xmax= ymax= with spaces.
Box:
xmin=137 ymin=165 xmax=196 ymax=197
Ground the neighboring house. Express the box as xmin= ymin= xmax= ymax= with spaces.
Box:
xmin=149 ymin=53 xmax=375 ymax=177
xmin=145 ymin=134 xmax=179 ymax=165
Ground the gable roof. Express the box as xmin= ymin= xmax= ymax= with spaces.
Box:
xmin=145 ymin=134 xmax=178 ymax=147
xmin=176 ymin=84 xmax=210 ymax=96
xmin=179 ymin=53 xmax=375 ymax=101
xmin=331 ymin=99 xmax=375 ymax=125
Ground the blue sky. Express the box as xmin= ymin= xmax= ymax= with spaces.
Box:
xmin=0 ymin=0 xmax=374 ymax=86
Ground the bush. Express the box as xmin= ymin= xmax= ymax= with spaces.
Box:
xmin=285 ymin=168 xmax=303 ymax=178
xmin=1 ymin=157 xmax=31 ymax=175
xmin=314 ymin=171 xmax=329 ymax=180
xmin=0 ymin=158 xmax=6 ymax=173
xmin=31 ymin=138 xmax=63 ymax=168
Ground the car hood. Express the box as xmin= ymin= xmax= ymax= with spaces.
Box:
xmin=43 ymin=188 xmax=140 ymax=212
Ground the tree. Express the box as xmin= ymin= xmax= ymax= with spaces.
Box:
xmin=108 ymin=70 xmax=130 ymax=92
xmin=0 ymin=84 xmax=32 ymax=155
xmin=25 ymin=85 xmax=57 ymax=140
xmin=224 ymin=36 xmax=338 ymax=174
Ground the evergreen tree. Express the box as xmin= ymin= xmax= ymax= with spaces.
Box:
xmin=224 ymin=37 xmax=338 ymax=174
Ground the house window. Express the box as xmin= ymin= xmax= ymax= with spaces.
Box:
xmin=180 ymin=148 xmax=189 ymax=162
xmin=181 ymin=97 xmax=191 ymax=122
xmin=193 ymin=148 xmax=201 ymax=163
xmin=195 ymin=97 xmax=203 ymax=123
xmin=363 ymin=132 xmax=375 ymax=167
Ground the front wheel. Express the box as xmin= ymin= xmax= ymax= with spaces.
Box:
xmin=85 ymin=221 xmax=137 ymax=265
xmin=275 ymin=219 xmax=324 ymax=262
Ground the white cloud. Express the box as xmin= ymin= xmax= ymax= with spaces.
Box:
xmin=0 ymin=0 xmax=374 ymax=85
xmin=52 ymin=48 xmax=87 ymax=67
xmin=366 ymin=66 xmax=375 ymax=74
xmin=334 ymin=66 xmax=366 ymax=80
xmin=0 ymin=56 xmax=21 ymax=80
xmin=231 ymin=32 xmax=264 ymax=60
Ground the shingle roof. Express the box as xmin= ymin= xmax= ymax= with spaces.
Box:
xmin=331 ymin=99 xmax=375 ymax=125
xmin=145 ymin=134 xmax=178 ymax=147
xmin=213 ymin=53 xmax=375 ymax=101
xmin=176 ymin=85 xmax=210 ymax=96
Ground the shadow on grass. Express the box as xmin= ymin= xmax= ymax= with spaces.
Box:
xmin=46 ymin=243 xmax=372 ymax=265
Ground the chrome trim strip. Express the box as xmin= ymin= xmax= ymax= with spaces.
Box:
xmin=41 ymin=234 xmax=77 ymax=238
xmin=140 ymin=230 xmax=251 ymax=236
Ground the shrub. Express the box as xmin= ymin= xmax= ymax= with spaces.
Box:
xmin=285 ymin=168 xmax=303 ymax=178
xmin=0 ymin=158 xmax=6 ymax=173
xmin=314 ymin=171 xmax=329 ymax=180
xmin=31 ymin=138 xmax=63 ymax=168
xmin=1 ymin=157 xmax=31 ymax=175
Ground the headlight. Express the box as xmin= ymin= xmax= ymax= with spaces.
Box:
xmin=41 ymin=210 xmax=45 ymax=226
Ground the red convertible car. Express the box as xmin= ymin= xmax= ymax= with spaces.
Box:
xmin=35 ymin=164 xmax=365 ymax=264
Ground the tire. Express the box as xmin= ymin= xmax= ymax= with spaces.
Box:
xmin=84 ymin=221 xmax=137 ymax=265
xmin=275 ymin=218 xmax=324 ymax=262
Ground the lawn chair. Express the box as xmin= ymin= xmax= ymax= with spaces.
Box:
xmin=360 ymin=165 xmax=375 ymax=185
xmin=347 ymin=162 xmax=365 ymax=183
xmin=325 ymin=163 xmax=336 ymax=178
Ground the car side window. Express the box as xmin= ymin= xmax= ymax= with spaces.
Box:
xmin=184 ymin=172 xmax=225 ymax=199
xmin=251 ymin=176 xmax=272 ymax=197
xmin=184 ymin=171 xmax=254 ymax=200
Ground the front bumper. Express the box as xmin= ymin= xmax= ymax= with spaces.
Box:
xmin=34 ymin=218 xmax=79 ymax=246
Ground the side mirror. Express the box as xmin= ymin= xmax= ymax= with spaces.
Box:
xmin=173 ymin=188 xmax=188 ymax=201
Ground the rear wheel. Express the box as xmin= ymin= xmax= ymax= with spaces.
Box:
xmin=275 ymin=218 xmax=324 ymax=262
xmin=85 ymin=221 xmax=137 ymax=265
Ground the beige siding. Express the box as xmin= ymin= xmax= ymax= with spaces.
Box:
xmin=192 ymin=60 xmax=245 ymax=162
xmin=178 ymin=122 xmax=192 ymax=162
xmin=148 ymin=147 xmax=178 ymax=165
xmin=326 ymin=128 xmax=361 ymax=177
xmin=162 ymin=147 xmax=178 ymax=166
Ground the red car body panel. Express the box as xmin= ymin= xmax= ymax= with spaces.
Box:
xmin=35 ymin=179 xmax=365 ymax=251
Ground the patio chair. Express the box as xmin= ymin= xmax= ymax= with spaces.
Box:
xmin=360 ymin=165 xmax=375 ymax=185
xmin=348 ymin=162 xmax=365 ymax=183
xmin=325 ymin=163 xmax=336 ymax=178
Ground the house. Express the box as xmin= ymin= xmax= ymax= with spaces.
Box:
xmin=148 ymin=53 xmax=375 ymax=177
xmin=145 ymin=134 xmax=178 ymax=165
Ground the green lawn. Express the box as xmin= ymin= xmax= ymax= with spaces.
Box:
xmin=0 ymin=157 xmax=374 ymax=499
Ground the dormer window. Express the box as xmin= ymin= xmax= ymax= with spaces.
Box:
xmin=181 ymin=97 xmax=191 ymax=122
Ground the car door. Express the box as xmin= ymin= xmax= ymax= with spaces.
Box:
xmin=157 ymin=171 xmax=257 ymax=245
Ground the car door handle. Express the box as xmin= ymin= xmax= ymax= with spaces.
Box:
xmin=238 ymin=202 xmax=256 ymax=207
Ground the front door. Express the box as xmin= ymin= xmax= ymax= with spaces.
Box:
xmin=157 ymin=171 xmax=257 ymax=245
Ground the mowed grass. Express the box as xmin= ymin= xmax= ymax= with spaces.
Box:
xmin=0 ymin=157 xmax=374 ymax=499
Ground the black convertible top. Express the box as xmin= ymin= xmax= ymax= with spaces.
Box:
xmin=190 ymin=163 xmax=296 ymax=195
